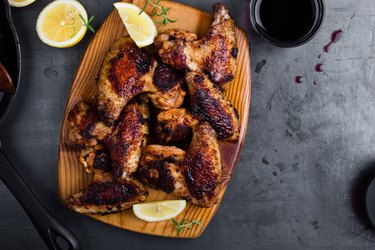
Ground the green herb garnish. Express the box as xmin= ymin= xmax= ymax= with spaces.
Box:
xmin=140 ymin=0 xmax=177 ymax=26
xmin=79 ymin=14 xmax=95 ymax=33
xmin=171 ymin=218 xmax=203 ymax=237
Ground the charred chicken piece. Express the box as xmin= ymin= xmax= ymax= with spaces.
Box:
xmin=139 ymin=123 xmax=223 ymax=208
xmin=97 ymin=37 xmax=156 ymax=124
xmin=104 ymin=99 xmax=149 ymax=181
xmin=65 ymin=178 xmax=148 ymax=215
xmin=68 ymin=101 xmax=112 ymax=146
xmin=155 ymin=3 xmax=238 ymax=89
xmin=68 ymin=99 xmax=149 ymax=180
xmin=97 ymin=37 xmax=185 ymax=124
xmin=186 ymin=72 xmax=240 ymax=140
xmin=138 ymin=145 xmax=190 ymax=199
xmin=79 ymin=144 xmax=112 ymax=174
xmin=148 ymin=63 xmax=187 ymax=110
xmin=183 ymin=122 xmax=222 ymax=207
xmin=155 ymin=108 xmax=198 ymax=144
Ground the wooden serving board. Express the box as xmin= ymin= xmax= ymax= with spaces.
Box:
xmin=58 ymin=0 xmax=251 ymax=238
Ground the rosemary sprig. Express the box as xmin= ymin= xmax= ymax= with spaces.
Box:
xmin=171 ymin=218 xmax=203 ymax=237
xmin=79 ymin=14 xmax=95 ymax=33
xmin=140 ymin=0 xmax=177 ymax=26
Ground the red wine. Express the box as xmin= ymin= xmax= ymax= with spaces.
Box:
xmin=295 ymin=76 xmax=303 ymax=84
xmin=315 ymin=63 xmax=324 ymax=72
xmin=323 ymin=29 xmax=343 ymax=53
xmin=257 ymin=0 xmax=316 ymax=42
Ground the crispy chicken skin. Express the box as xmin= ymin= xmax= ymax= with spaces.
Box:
xmin=65 ymin=178 xmax=148 ymax=215
xmin=186 ymin=72 xmax=240 ymax=140
xmin=148 ymin=63 xmax=187 ymax=110
xmin=104 ymin=99 xmax=149 ymax=181
xmin=68 ymin=101 xmax=112 ymax=146
xmin=183 ymin=122 xmax=222 ymax=207
xmin=97 ymin=37 xmax=186 ymax=124
xmin=155 ymin=108 xmax=198 ymax=144
xmin=155 ymin=3 xmax=238 ymax=89
xmin=138 ymin=145 xmax=190 ymax=199
xmin=97 ymin=37 xmax=156 ymax=124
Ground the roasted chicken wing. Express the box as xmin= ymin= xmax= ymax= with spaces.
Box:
xmin=155 ymin=108 xmax=198 ymax=145
xmin=97 ymin=37 xmax=156 ymax=124
xmin=97 ymin=37 xmax=185 ymax=124
xmin=65 ymin=178 xmax=148 ymax=215
xmin=68 ymin=99 xmax=149 ymax=180
xmin=104 ymin=99 xmax=149 ymax=181
xmin=138 ymin=145 xmax=190 ymax=199
xmin=183 ymin=122 xmax=222 ymax=207
xmin=155 ymin=3 xmax=238 ymax=89
xmin=186 ymin=72 xmax=240 ymax=140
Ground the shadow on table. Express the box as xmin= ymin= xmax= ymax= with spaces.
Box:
xmin=351 ymin=161 xmax=375 ymax=230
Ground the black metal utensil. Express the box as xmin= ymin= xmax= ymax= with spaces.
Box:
xmin=0 ymin=0 xmax=80 ymax=249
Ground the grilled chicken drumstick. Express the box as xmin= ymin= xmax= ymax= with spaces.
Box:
xmin=155 ymin=3 xmax=238 ymax=89
xmin=183 ymin=122 xmax=222 ymax=207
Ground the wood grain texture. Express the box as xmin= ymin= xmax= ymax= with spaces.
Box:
xmin=58 ymin=0 xmax=251 ymax=238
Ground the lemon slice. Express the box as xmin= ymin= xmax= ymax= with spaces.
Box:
xmin=8 ymin=0 xmax=35 ymax=7
xmin=133 ymin=200 xmax=186 ymax=222
xmin=36 ymin=0 xmax=88 ymax=48
xmin=114 ymin=2 xmax=157 ymax=48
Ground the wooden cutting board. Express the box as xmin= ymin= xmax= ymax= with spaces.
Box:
xmin=58 ymin=0 xmax=251 ymax=238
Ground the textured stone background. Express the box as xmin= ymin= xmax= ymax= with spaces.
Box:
xmin=2 ymin=0 xmax=375 ymax=249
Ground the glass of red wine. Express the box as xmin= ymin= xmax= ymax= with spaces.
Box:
xmin=250 ymin=0 xmax=325 ymax=47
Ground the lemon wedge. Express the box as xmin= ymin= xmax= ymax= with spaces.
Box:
xmin=133 ymin=200 xmax=186 ymax=222
xmin=36 ymin=0 xmax=88 ymax=48
xmin=8 ymin=0 xmax=35 ymax=7
xmin=114 ymin=2 xmax=157 ymax=47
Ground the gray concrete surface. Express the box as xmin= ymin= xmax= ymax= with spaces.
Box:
xmin=1 ymin=0 xmax=375 ymax=249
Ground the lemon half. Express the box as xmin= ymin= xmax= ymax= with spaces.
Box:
xmin=36 ymin=0 xmax=88 ymax=48
xmin=114 ymin=2 xmax=157 ymax=48
xmin=8 ymin=0 xmax=35 ymax=7
xmin=133 ymin=200 xmax=186 ymax=222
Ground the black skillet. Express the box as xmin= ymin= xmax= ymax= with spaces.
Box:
xmin=0 ymin=0 xmax=80 ymax=249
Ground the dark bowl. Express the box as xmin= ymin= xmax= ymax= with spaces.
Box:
xmin=0 ymin=0 xmax=21 ymax=126
xmin=249 ymin=0 xmax=325 ymax=48
xmin=366 ymin=177 xmax=375 ymax=227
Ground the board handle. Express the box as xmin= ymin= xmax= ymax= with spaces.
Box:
xmin=0 ymin=148 xmax=81 ymax=250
